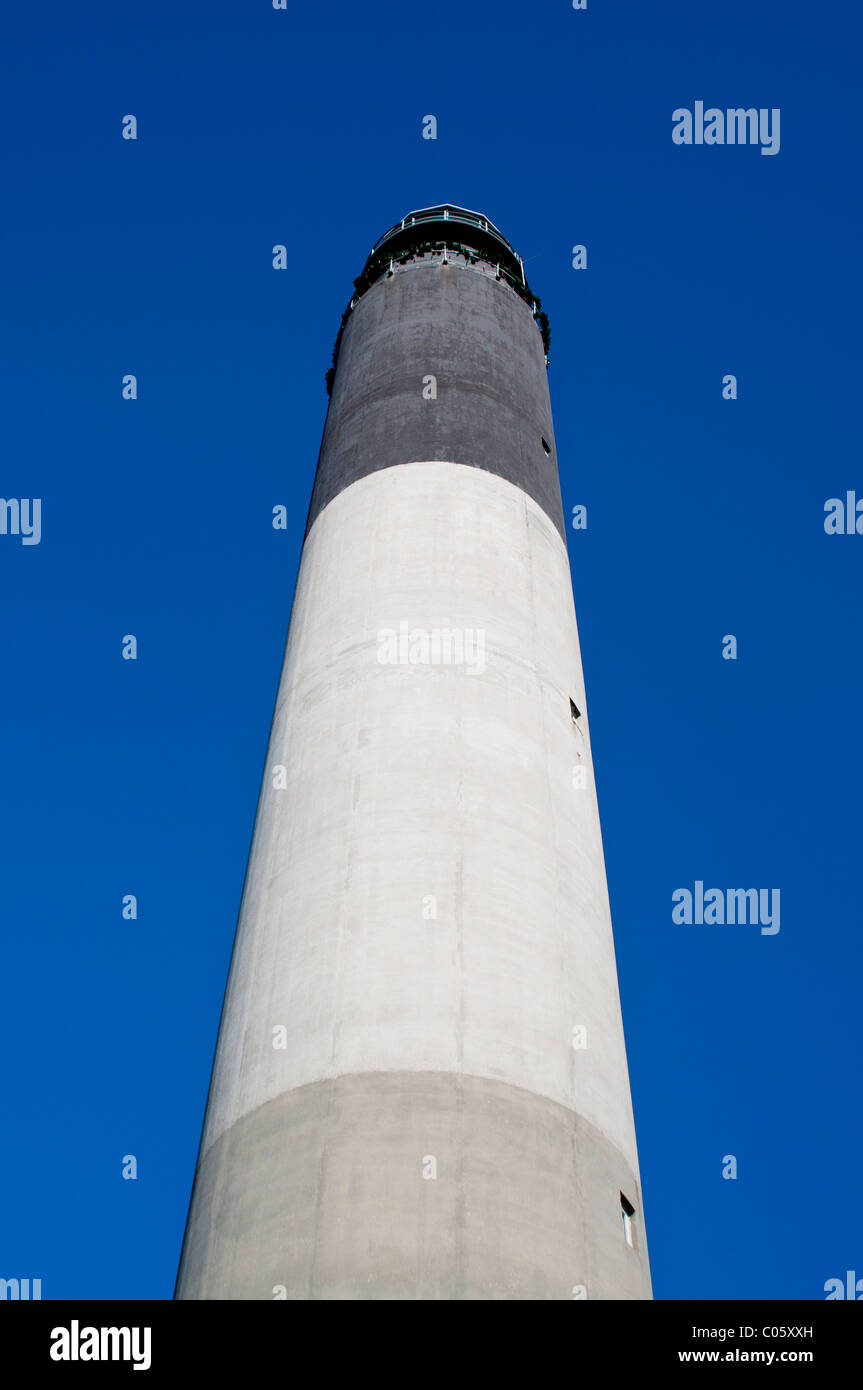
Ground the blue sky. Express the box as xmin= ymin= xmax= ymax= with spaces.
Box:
xmin=1 ymin=0 xmax=860 ymax=1299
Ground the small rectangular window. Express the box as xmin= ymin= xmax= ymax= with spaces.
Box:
xmin=620 ymin=1192 xmax=635 ymax=1248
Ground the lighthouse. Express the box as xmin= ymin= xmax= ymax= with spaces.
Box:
xmin=175 ymin=205 xmax=652 ymax=1301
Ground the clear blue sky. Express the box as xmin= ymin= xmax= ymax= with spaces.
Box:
xmin=1 ymin=0 xmax=860 ymax=1300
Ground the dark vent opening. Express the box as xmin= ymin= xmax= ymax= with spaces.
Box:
xmin=620 ymin=1192 xmax=636 ymax=1248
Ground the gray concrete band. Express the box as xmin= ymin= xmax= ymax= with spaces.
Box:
xmin=175 ymin=1071 xmax=651 ymax=1301
xmin=306 ymin=260 xmax=566 ymax=539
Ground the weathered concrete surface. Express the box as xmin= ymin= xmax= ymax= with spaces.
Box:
xmin=177 ymin=1073 xmax=650 ymax=1301
xmin=306 ymin=259 xmax=565 ymax=538
xmin=176 ymin=457 xmax=651 ymax=1300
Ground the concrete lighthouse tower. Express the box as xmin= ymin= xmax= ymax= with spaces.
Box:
xmin=176 ymin=205 xmax=652 ymax=1301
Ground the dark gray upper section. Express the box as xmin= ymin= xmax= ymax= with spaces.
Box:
xmin=367 ymin=204 xmax=525 ymax=284
xmin=306 ymin=260 xmax=566 ymax=538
